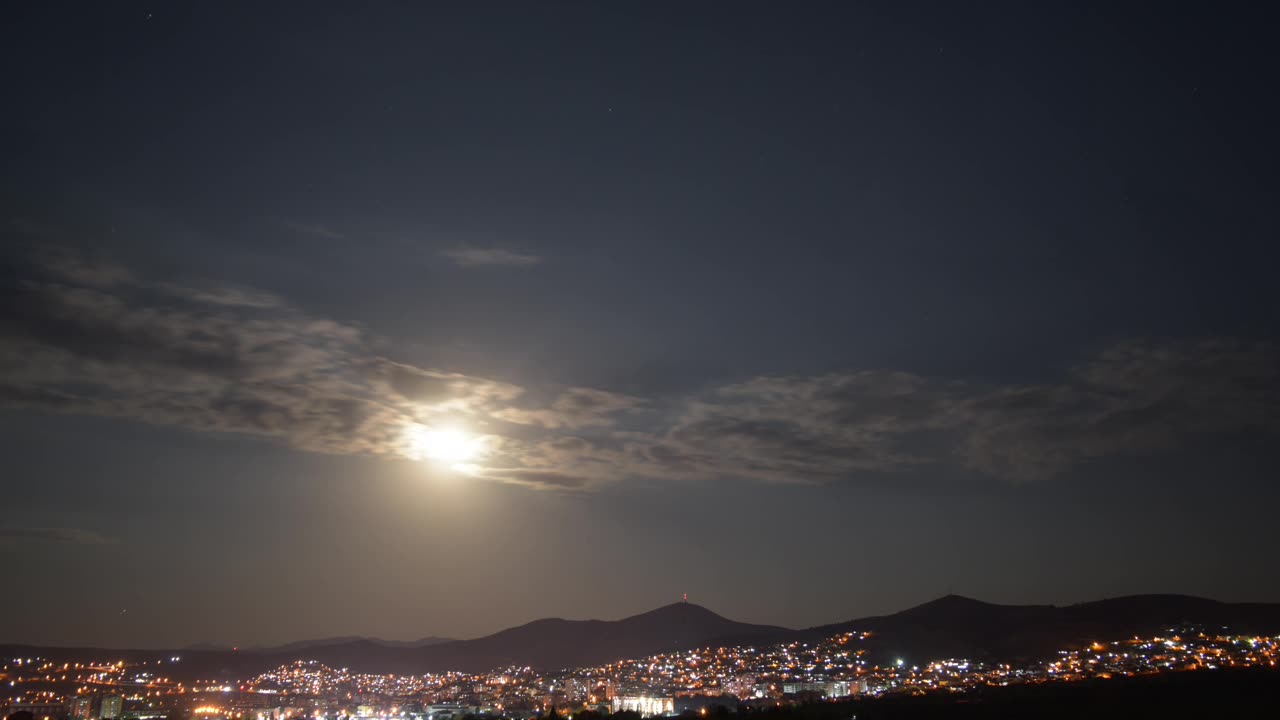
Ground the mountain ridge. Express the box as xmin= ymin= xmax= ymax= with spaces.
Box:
xmin=795 ymin=593 xmax=1280 ymax=665
xmin=4 ymin=595 xmax=1279 ymax=680
xmin=0 ymin=602 xmax=786 ymax=678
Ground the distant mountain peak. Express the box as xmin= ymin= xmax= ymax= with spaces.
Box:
xmin=928 ymin=593 xmax=984 ymax=604
xmin=894 ymin=594 xmax=992 ymax=616
xmin=940 ymin=593 xmax=979 ymax=602
xmin=637 ymin=601 xmax=722 ymax=617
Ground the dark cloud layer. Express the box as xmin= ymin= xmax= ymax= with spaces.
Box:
xmin=636 ymin=340 xmax=1278 ymax=484
xmin=1 ymin=247 xmax=1276 ymax=490
xmin=954 ymin=339 xmax=1280 ymax=479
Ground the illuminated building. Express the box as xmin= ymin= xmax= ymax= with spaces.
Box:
xmin=100 ymin=696 xmax=124 ymax=720
xmin=721 ymin=675 xmax=754 ymax=698
xmin=610 ymin=696 xmax=673 ymax=717
xmin=778 ymin=681 xmax=851 ymax=697
xmin=425 ymin=704 xmax=470 ymax=718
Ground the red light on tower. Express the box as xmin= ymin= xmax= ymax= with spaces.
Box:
xmin=683 ymin=593 xmax=688 ymax=603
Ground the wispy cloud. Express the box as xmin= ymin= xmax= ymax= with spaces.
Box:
xmin=954 ymin=338 xmax=1280 ymax=479
xmin=606 ymin=338 xmax=1280 ymax=484
xmin=156 ymin=283 xmax=285 ymax=309
xmin=0 ymin=245 xmax=518 ymax=459
xmin=494 ymin=388 xmax=645 ymax=429
xmin=441 ymin=246 xmax=542 ymax=268
xmin=1 ymin=245 xmax=1275 ymax=491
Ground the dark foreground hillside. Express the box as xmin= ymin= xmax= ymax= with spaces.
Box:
xmin=736 ymin=668 xmax=1280 ymax=720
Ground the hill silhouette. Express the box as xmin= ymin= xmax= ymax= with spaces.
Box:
xmin=403 ymin=602 xmax=787 ymax=672
xmin=0 ymin=602 xmax=785 ymax=679
xmin=4 ymin=595 xmax=1279 ymax=679
xmin=798 ymin=593 xmax=1280 ymax=665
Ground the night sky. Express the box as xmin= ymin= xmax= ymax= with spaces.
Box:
xmin=2 ymin=2 xmax=1278 ymax=649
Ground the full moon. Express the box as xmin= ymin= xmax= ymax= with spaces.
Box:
xmin=410 ymin=427 xmax=480 ymax=463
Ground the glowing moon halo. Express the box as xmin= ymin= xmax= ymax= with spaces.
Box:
xmin=409 ymin=426 xmax=480 ymax=464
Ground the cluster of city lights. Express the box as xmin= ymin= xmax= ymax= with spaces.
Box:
xmin=5 ymin=629 xmax=1278 ymax=719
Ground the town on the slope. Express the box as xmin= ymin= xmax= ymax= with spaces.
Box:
xmin=5 ymin=628 xmax=1277 ymax=720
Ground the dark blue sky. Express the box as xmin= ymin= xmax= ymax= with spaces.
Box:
xmin=2 ymin=1 xmax=1278 ymax=648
